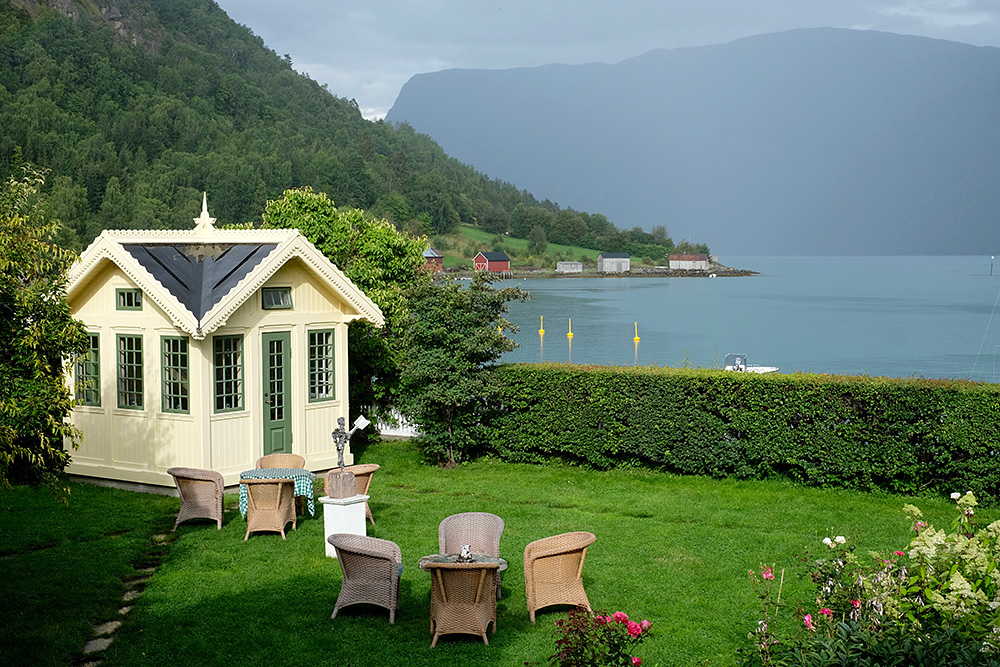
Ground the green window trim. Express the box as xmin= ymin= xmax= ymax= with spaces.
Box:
xmin=161 ymin=336 xmax=190 ymax=414
xmin=116 ymin=288 xmax=143 ymax=311
xmin=213 ymin=335 xmax=244 ymax=413
xmin=76 ymin=333 xmax=101 ymax=406
xmin=116 ymin=334 xmax=143 ymax=409
xmin=308 ymin=329 xmax=335 ymax=402
xmin=261 ymin=287 xmax=293 ymax=310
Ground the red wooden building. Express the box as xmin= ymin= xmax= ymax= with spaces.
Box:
xmin=423 ymin=247 xmax=443 ymax=272
xmin=473 ymin=251 xmax=510 ymax=272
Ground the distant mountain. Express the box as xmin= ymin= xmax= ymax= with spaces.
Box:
xmin=386 ymin=28 xmax=1000 ymax=256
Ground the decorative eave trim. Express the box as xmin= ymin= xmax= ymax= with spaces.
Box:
xmin=198 ymin=232 xmax=385 ymax=337
xmin=67 ymin=235 xmax=201 ymax=336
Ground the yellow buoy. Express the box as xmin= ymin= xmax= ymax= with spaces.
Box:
xmin=567 ymin=318 xmax=574 ymax=339
xmin=633 ymin=322 xmax=640 ymax=342
xmin=539 ymin=316 xmax=545 ymax=335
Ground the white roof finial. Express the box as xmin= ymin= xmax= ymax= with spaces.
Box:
xmin=193 ymin=192 xmax=216 ymax=234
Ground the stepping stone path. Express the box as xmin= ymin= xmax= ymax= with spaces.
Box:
xmin=73 ymin=538 xmax=167 ymax=666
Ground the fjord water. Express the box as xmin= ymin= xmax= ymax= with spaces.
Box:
xmin=500 ymin=256 xmax=1000 ymax=382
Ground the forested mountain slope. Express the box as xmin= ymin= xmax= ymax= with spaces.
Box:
xmin=387 ymin=28 xmax=1000 ymax=255
xmin=0 ymin=0 xmax=681 ymax=258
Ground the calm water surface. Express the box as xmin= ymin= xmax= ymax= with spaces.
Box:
xmin=500 ymin=256 xmax=1000 ymax=382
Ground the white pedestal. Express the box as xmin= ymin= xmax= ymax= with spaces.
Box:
xmin=320 ymin=494 xmax=369 ymax=558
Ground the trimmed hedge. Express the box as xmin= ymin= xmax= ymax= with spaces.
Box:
xmin=482 ymin=364 xmax=1000 ymax=504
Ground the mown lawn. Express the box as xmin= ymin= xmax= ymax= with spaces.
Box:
xmin=0 ymin=438 xmax=978 ymax=667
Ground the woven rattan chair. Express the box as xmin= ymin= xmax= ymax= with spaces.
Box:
xmin=255 ymin=453 xmax=306 ymax=469
xmin=424 ymin=560 xmax=500 ymax=647
xmin=325 ymin=463 xmax=380 ymax=524
xmin=166 ymin=467 xmax=224 ymax=531
xmin=523 ymin=531 xmax=597 ymax=623
xmin=438 ymin=512 xmax=505 ymax=597
xmin=241 ymin=478 xmax=296 ymax=540
xmin=327 ymin=533 xmax=402 ymax=624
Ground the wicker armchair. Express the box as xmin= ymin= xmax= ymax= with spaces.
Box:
xmin=166 ymin=467 xmax=224 ymax=531
xmin=438 ymin=512 xmax=505 ymax=597
xmin=255 ymin=453 xmax=306 ymax=469
xmin=523 ymin=531 xmax=596 ymax=623
xmin=327 ymin=533 xmax=402 ymax=624
xmin=424 ymin=560 xmax=500 ymax=647
xmin=241 ymin=478 xmax=296 ymax=540
xmin=324 ymin=463 xmax=380 ymax=524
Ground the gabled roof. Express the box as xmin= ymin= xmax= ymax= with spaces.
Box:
xmin=67 ymin=196 xmax=384 ymax=338
xmin=598 ymin=252 xmax=630 ymax=259
xmin=475 ymin=251 xmax=510 ymax=262
xmin=423 ymin=247 xmax=443 ymax=259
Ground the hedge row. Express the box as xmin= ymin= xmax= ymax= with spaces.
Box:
xmin=482 ymin=364 xmax=1000 ymax=504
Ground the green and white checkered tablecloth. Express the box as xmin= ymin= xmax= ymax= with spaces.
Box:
xmin=239 ymin=468 xmax=315 ymax=517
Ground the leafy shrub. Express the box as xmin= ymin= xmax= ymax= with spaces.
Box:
xmin=484 ymin=364 xmax=1000 ymax=504
xmin=526 ymin=607 xmax=653 ymax=667
xmin=740 ymin=493 xmax=1000 ymax=666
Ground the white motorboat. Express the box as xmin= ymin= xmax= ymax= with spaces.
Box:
xmin=724 ymin=353 xmax=778 ymax=374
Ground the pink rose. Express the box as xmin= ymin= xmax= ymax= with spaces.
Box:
xmin=627 ymin=620 xmax=642 ymax=637
xmin=640 ymin=619 xmax=651 ymax=631
xmin=851 ymin=600 xmax=860 ymax=608
xmin=804 ymin=614 xmax=816 ymax=631
xmin=894 ymin=550 xmax=905 ymax=556
xmin=632 ymin=658 xmax=642 ymax=666
xmin=819 ymin=608 xmax=832 ymax=617
xmin=613 ymin=611 xmax=629 ymax=623
xmin=915 ymin=521 xmax=927 ymax=533
xmin=762 ymin=566 xmax=774 ymax=581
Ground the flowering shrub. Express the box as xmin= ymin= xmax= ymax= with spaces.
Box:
xmin=526 ymin=607 xmax=653 ymax=666
xmin=741 ymin=492 xmax=1000 ymax=666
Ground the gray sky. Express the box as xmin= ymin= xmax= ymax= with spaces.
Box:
xmin=214 ymin=0 xmax=1000 ymax=120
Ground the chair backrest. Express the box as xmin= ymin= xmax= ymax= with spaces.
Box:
xmin=344 ymin=463 xmax=380 ymax=495
xmin=328 ymin=533 xmax=401 ymax=579
xmin=525 ymin=531 xmax=596 ymax=580
xmin=243 ymin=478 xmax=294 ymax=510
xmin=438 ymin=512 xmax=504 ymax=557
xmin=256 ymin=453 xmax=305 ymax=469
xmin=167 ymin=467 xmax=223 ymax=500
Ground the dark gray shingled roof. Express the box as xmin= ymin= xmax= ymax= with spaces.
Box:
xmin=477 ymin=251 xmax=510 ymax=261
xmin=122 ymin=243 xmax=276 ymax=321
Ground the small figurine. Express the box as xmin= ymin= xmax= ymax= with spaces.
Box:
xmin=459 ymin=544 xmax=473 ymax=562
xmin=331 ymin=417 xmax=349 ymax=470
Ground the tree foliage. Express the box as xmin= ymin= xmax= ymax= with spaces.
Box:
xmin=0 ymin=0 xmax=705 ymax=257
xmin=0 ymin=166 xmax=88 ymax=490
xmin=260 ymin=187 xmax=429 ymax=418
xmin=398 ymin=273 xmax=528 ymax=467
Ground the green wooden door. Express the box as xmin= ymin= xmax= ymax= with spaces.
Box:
xmin=262 ymin=331 xmax=292 ymax=456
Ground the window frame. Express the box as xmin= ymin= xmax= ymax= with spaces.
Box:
xmin=213 ymin=334 xmax=244 ymax=413
xmin=116 ymin=334 xmax=144 ymax=410
xmin=116 ymin=288 xmax=143 ymax=311
xmin=308 ymin=329 xmax=336 ymax=403
xmin=76 ymin=332 xmax=101 ymax=407
xmin=161 ymin=336 xmax=190 ymax=414
xmin=261 ymin=286 xmax=293 ymax=310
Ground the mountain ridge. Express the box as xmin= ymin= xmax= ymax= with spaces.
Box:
xmin=386 ymin=28 xmax=1000 ymax=255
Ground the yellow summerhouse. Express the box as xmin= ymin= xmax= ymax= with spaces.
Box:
xmin=64 ymin=196 xmax=383 ymax=488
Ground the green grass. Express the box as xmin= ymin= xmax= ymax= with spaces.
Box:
xmin=0 ymin=440 xmax=980 ymax=667
xmin=436 ymin=224 xmax=602 ymax=269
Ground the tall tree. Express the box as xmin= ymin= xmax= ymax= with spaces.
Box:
xmin=0 ymin=167 xmax=88 ymax=491
xmin=260 ymin=187 xmax=429 ymax=419
xmin=398 ymin=273 xmax=527 ymax=467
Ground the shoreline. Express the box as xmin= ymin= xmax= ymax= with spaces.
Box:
xmin=443 ymin=263 xmax=758 ymax=279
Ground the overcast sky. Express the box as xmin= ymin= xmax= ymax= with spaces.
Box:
xmin=214 ymin=0 xmax=1000 ymax=120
